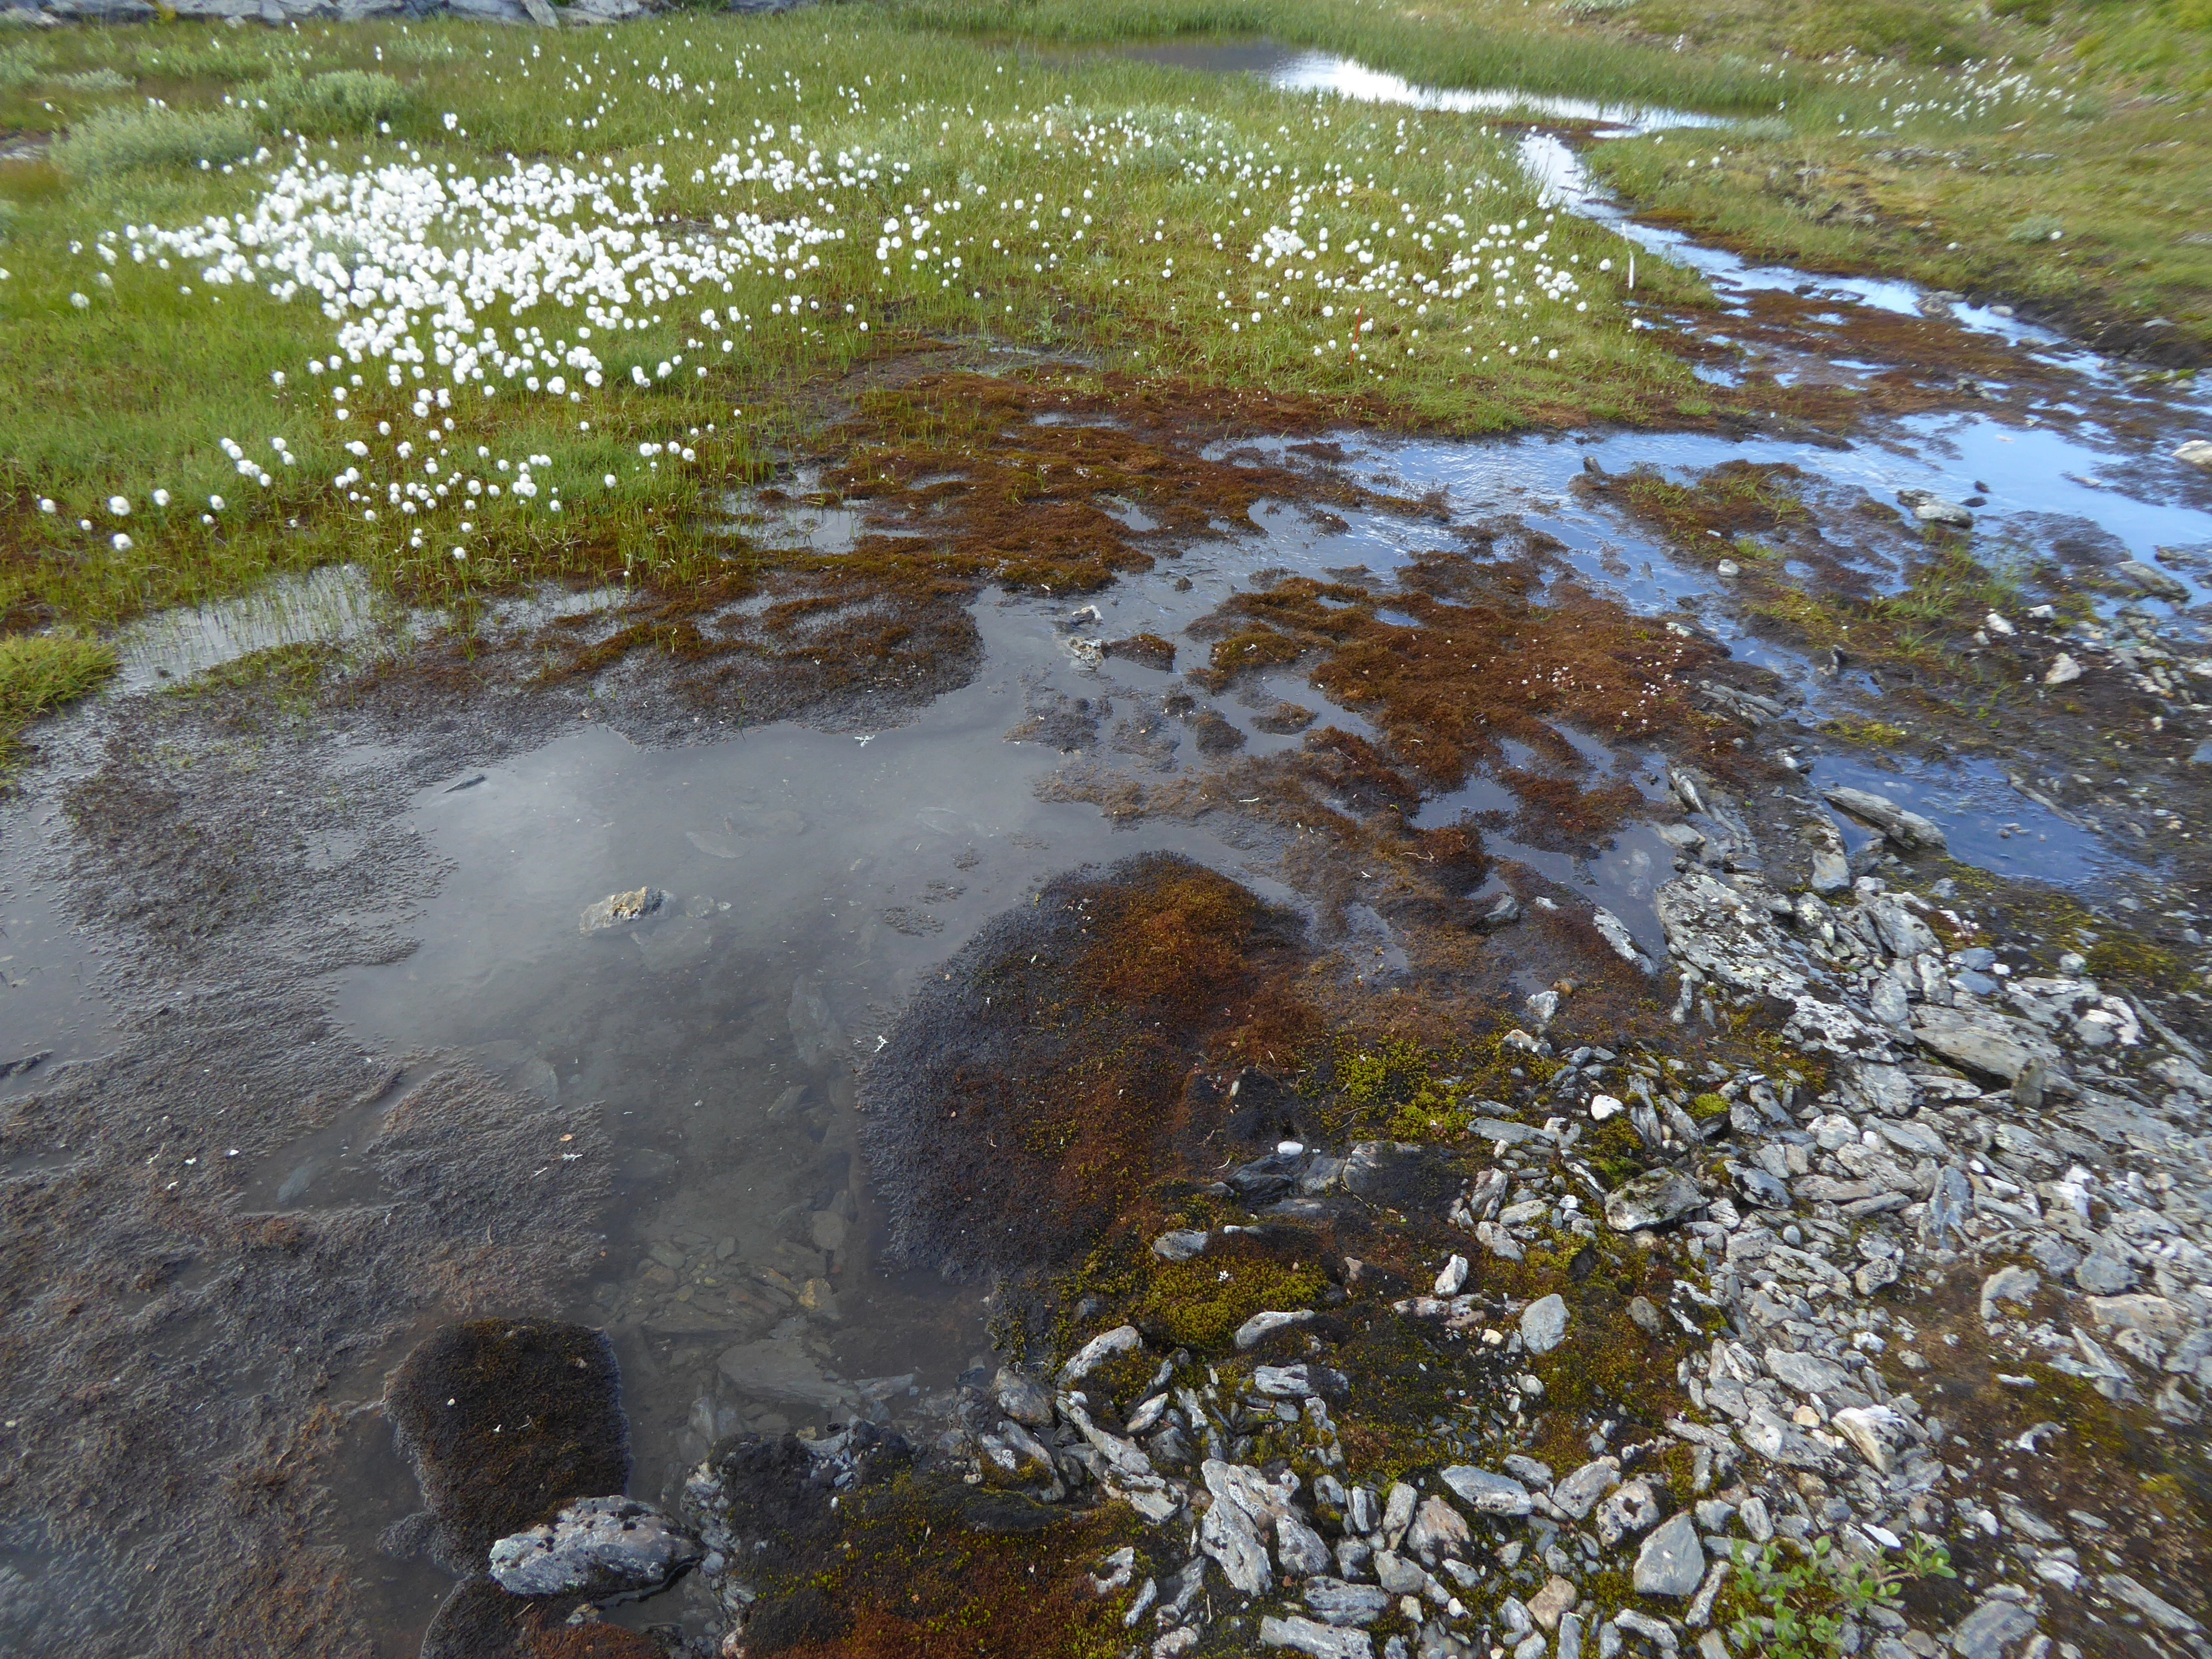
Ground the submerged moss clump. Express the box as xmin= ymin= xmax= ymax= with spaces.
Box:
xmin=859 ymin=853 xmax=1319 ymax=1276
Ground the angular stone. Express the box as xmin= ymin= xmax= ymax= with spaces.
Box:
xmin=1633 ymin=1511 xmax=1705 ymax=1598
xmin=1306 ymin=1577 xmax=1395 ymax=1627
xmin=1259 ymin=1614 xmax=1376 ymax=1659
xmin=1373 ymin=1550 xmax=1426 ymax=1593
xmin=1153 ymin=1228 xmax=1211 ymax=1262
xmin=1825 ymin=787 xmax=1947 ymax=853
xmin=2074 ymin=1251 xmax=2135 ymax=1294
xmin=1433 ymin=1254 xmax=1469 ymax=1296
xmin=1911 ymin=1006 xmax=2058 ymax=1084
xmin=487 ymin=1496 xmax=700 ymax=1599
xmin=994 ymin=1367 xmax=1054 ymax=1428
xmin=1199 ymin=1490 xmax=1271 ymax=1594
xmin=1406 ymin=1495 xmax=1470 ymax=1562
xmin=1237 ymin=1310 xmax=1316 ymax=1350
xmin=2101 ymin=1573 xmax=2200 ymax=1634
xmin=1551 ymin=1458 xmax=1620 ymax=1521
xmin=1439 ymin=1465 xmax=1532 ymax=1516
xmin=1831 ymin=1405 xmax=1906 ymax=1474
xmin=1898 ymin=489 xmax=1973 ymax=529
xmin=1949 ymin=1597 xmax=2039 ymax=1659
xmin=1604 ymin=1167 xmax=1703 ymax=1232
xmin=1278 ymin=1511 xmax=1334 ymax=1577
xmin=1764 ymin=1347 xmax=1850 ymax=1398
xmin=1595 ymin=1478 xmax=1662 ymax=1547
xmin=1059 ymin=1324 xmax=1141 ymax=1385
xmin=1979 ymin=1265 xmax=2039 ymax=1322
xmin=1520 ymin=1293 xmax=1569 ymax=1357
xmin=1255 ymin=1362 xmax=1346 ymax=1397
xmin=2116 ymin=559 xmax=2190 ymax=602
xmin=1528 ymin=1575 xmax=1578 ymax=1631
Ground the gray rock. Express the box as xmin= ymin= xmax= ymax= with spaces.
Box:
xmin=2176 ymin=440 xmax=2212 ymax=470
xmin=1825 ymin=787 xmax=1947 ymax=853
xmin=1255 ymin=1362 xmax=1345 ymax=1397
xmin=995 ymin=1367 xmax=1054 ymax=1428
xmin=2101 ymin=1573 xmax=2200 ymax=1633
xmin=1439 ymin=1465 xmax=1533 ymax=1516
xmin=1615 ymin=1608 xmax=1682 ymax=1652
xmin=1911 ymin=1006 xmax=2057 ymax=1084
xmin=1898 ymin=488 xmax=1974 ymax=530
xmin=1059 ymin=1324 xmax=1141 ymax=1385
xmin=1237 ymin=1310 xmax=1316 ymax=1350
xmin=2074 ymin=1251 xmax=2136 ymax=1294
xmin=487 ymin=1497 xmax=700 ymax=1599
xmin=1948 ymin=1597 xmax=2039 ymax=1659
xmin=1278 ymin=1511 xmax=1334 ymax=1577
xmin=1764 ymin=1347 xmax=1850 ymax=1396
xmin=1373 ymin=1550 xmax=1426 ymax=1593
xmin=1199 ymin=1489 xmax=1271 ymax=1594
xmin=1407 ymin=1494 xmax=1472 ymax=1561
xmin=1433 ymin=1254 xmax=1470 ymax=1296
xmin=1979 ymin=1265 xmax=2039 ymax=1321
xmin=1306 ymin=1577 xmax=1395 ymax=1627
xmin=1153 ymin=1228 xmax=1211 ymax=1262
xmin=1604 ymin=1167 xmax=1703 ymax=1232
xmin=1520 ymin=1293 xmax=1569 ymax=1356
xmin=2115 ymin=560 xmax=2190 ymax=602
xmin=1811 ymin=851 xmax=1851 ymax=895
xmin=1259 ymin=1615 xmax=1377 ymax=1659
xmin=1595 ymin=1478 xmax=1662 ymax=1546
xmin=1874 ymin=1117 xmax=1947 ymax=1159
xmin=1551 ymin=1458 xmax=1620 ymax=1521
xmin=1633 ymin=1511 xmax=1705 ymax=1598
xmin=1927 ymin=1165 xmax=1973 ymax=1241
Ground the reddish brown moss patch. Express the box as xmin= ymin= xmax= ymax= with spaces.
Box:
xmin=858 ymin=854 xmax=1322 ymax=1275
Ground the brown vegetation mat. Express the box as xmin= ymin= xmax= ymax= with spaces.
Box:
xmin=858 ymin=853 xmax=1323 ymax=1276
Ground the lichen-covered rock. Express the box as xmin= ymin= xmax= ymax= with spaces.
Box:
xmin=487 ymin=1496 xmax=700 ymax=1599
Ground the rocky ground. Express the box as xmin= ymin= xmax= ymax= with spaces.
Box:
xmin=649 ymin=760 xmax=2212 ymax=1659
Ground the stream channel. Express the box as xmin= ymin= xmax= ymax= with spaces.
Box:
xmin=3 ymin=44 xmax=2210 ymax=1657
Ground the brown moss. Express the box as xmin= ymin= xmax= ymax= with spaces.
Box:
xmin=384 ymin=1319 xmax=628 ymax=1575
xmin=761 ymin=1474 xmax=1136 ymax=1659
xmin=859 ymin=855 xmax=1322 ymax=1275
xmin=1103 ymin=632 xmax=1176 ymax=671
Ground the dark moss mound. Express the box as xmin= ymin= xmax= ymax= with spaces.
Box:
xmin=704 ymin=1428 xmax=1131 ymax=1659
xmin=859 ymin=854 xmax=1317 ymax=1275
xmin=388 ymin=1319 xmax=628 ymax=1575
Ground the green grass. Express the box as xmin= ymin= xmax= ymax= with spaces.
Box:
xmin=0 ymin=633 xmax=116 ymax=753
xmin=2 ymin=0 xmax=2205 ymax=661
xmin=0 ymin=12 xmax=1713 ymax=638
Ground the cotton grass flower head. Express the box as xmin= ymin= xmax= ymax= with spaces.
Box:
xmin=112 ymin=533 xmax=133 ymax=551
xmin=108 ymin=496 xmax=130 ymax=516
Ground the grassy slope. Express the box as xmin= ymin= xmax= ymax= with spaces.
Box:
xmin=1570 ymin=0 xmax=2212 ymax=362
xmin=0 ymin=0 xmax=2204 ymax=731
xmin=0 ymin=12 xmax=1712 ymax=645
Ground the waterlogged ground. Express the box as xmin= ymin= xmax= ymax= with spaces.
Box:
xmin=4 ymin=21 xmax=2212 ymax=1659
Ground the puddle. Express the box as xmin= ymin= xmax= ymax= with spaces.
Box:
xmin=111 ymin=565 xmax=395 ymax=692
xmin=1121 ymin=42 xmax=1731 ymax=134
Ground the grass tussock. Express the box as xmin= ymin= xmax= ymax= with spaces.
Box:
xmin=50 ymin=105 xmax=259 ymax=177
xmin=0 ymin=633 xmax=117 ymax=750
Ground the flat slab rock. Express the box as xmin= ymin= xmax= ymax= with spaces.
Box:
xmin=488 ymin=1495 xmax=701 ymax=1599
